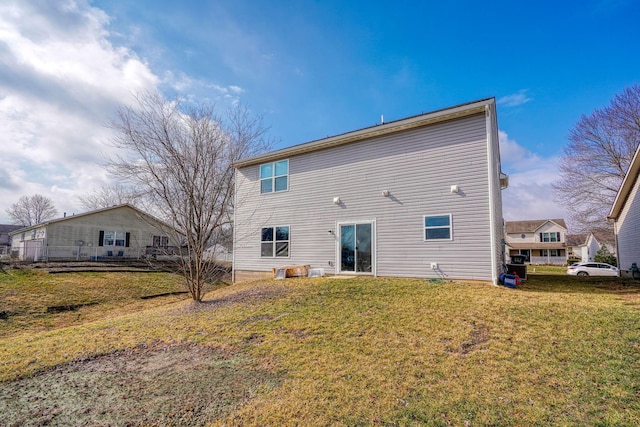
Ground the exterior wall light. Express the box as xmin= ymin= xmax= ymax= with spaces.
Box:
xmin=382 ymin=190 xmax=390 ymax=197
xmin=333 ymin=196 xmax=341 ymax=205
xmin=450 ymin=185 xmax=459 ymax=193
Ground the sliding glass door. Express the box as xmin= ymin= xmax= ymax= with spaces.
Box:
xmin=339 ymin=222 xmax=373 ymax=274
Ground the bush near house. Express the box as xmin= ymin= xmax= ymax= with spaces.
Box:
xmin=1 ymin=272 xmax=639 ymax=426
xmin=594 ymin=246 xmax=618 ymax=266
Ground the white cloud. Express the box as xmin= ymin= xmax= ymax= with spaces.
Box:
xmin=499 ymin=131 xmax=569 ymax=224
xmin=0 ymin=0 xmax=158 ymax=223
xmin=497 ymin=89 xmax=533 ymax=107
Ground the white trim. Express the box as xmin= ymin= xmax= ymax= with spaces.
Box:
xmin=336 ymin=220 xmax=376 ymax=276
xmin=259 ymin=159 xmax=290 ymax=194
xmin=486 ymin=103 xmax=499 ymax=286
xmin=232 ymin=167 xmax=237 ymax=283
xmin=609 ymin=144 xmax=640 ymax=219
xmin=423 ymin=214 xmax=453 ymax=241
xmin=260 ymin=225 xmax=291 ymax=258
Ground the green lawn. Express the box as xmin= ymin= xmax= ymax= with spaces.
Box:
xmin=1 ymin=270 xmax=639 ymax=426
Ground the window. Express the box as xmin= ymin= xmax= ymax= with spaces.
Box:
xmin=540 ymin=232 xmax=561 ymax=242
xmin=99 ymin=230 xmax=129 ymax=247
xmin=541 ymin=249 xmax=559 ymax=257
xmin=260 ymin=160 xmax=289 ymax=193
xmin=424 ymin=214 xmax=452 ymax=240
xmin=153 ymin=236 xmax=169 ymax=247
xmin=261 ymin=226 xmax=289 ymax=257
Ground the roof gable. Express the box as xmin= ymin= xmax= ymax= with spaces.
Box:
xmin=8 ymin=204 xmax=171 ymax=235
xmin=505 ymin=219 xmax=567 ymax=234
xmin=0 ymin=224 xmax=22 ymax=234
xmin=565 ymin=233 xmax=589 ymax=247
xmin=609 ymin=144 xmax=640 ymax=220
xmin=234 ymin=98 xmax=495 ymax=168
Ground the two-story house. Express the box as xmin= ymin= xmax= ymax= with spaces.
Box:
xmin=505 ymin=219 xmax=568 ymax=265
xmin=233 ymin=98 xmax=508 ymax=284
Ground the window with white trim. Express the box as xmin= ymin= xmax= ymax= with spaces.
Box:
xmin=99 ymin=230 xmax=130 ymax=247
xmin=153 ymin=235 xmax=169 ymax=247
xmin=261 ymin=226 xmax=290 ymax=257
xmin=260 ymin=160 xmax=289 ymax=193
xmin=105 ymin=231 xmax=126 ymax=246
xmin=542 ymin=249 xmax=560 ymax=257
xmin=540 ymin=232 xmax=561 ymax=242
xmin=424 ymin=214 xmax=452 ymax=240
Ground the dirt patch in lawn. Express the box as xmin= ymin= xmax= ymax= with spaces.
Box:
xmin=0 ymin=342 xmax=281 ymax=427
xmin=177 ymin=283 xmax=290 ymax=315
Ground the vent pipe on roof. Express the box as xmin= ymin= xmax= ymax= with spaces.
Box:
xmin=381 ymin=115 xmax=384 ymax=124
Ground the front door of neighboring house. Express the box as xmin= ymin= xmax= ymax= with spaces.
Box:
xmin=520 ymin=249 xmax=530 ymax=261
xmin=338 ymin=221 xmax=374 ymax=274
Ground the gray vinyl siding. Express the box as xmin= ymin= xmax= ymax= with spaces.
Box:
xmin=616 ymin=172 xmax=640 ymax=270
xmin=234 ymin=112 xmax=501 ymax=281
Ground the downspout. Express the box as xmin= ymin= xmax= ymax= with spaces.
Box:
xmin=612 ymin=218 xmax=620 ymax=270
xmin=485 ymin=103 xmax=499 ymax=286
xmin=232 ymin=167 xmax=237 ymax=283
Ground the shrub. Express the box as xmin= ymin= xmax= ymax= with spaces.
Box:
xmin=594 ymin=246 xmax=617 ymax=266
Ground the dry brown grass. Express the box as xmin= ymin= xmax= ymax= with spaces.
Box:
xmin=1 ymin=271 xmax=639 ymax=426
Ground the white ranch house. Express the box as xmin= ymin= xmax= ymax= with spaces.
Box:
xmin=233 ymin=98 xmax=508 ymax=284
xmin=9 ymin=204 xmax=177 ymax=262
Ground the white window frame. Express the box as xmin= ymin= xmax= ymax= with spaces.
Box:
xmin=153 ymin=235 xmax=169 ymax=248
xmin=104 ymin=231 xmax=126 ymax=247
xmin=423 ymin=214 xmax=453 ymax=241
xmin=260 ymin=159 xmax=289 ymax=194
xmin=540 ymin=232 xmax=560 ymax=242
xmin=260 ymin=225 xmax=290 ymax=258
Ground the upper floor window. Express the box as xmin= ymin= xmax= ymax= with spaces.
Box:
xmin=540 ymin=232 xmax=561 ymax=242
xmin=260 ymin=160 xmax=289 ymax=193
xmin=424 ymin=214 xmax=452 ymax=240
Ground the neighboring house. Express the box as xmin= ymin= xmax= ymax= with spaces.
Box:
xmin=566 ymin=233 xmax=600 ymax=263
xmin=0 ymin=224 xmax=22 ymax=257
xmin=233 ymin=98 xmax=508 ymax=284
xmin=9 ymin=204 xmax=178 ymax=262
xmin=505 ymin=219 xmax=568 ymax=265
xmin=608 ymin=144 xmax=640 ymax=273
xmin=204 ymin=243 xmax=233 ymax=263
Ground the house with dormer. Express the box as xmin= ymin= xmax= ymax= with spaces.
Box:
xmin=505 ymin=219 xmax=568 ymax=265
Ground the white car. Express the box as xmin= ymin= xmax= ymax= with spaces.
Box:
xmin=567 ymin=262 xmax=619 ymax=277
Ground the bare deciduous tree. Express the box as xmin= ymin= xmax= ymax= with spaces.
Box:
xmin=108 ymin=92 xmax=272 ymax=301
xmin=6 ymin=194 xmax=58 ymax=226
xmin=76 ymin=184 xmax=146 ymax=211
xmin=554 ymin=84 xmax=640 ymax=234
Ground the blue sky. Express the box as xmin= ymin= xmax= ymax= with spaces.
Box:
xmin=1 ymin=0 xmax=638 ymax=226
